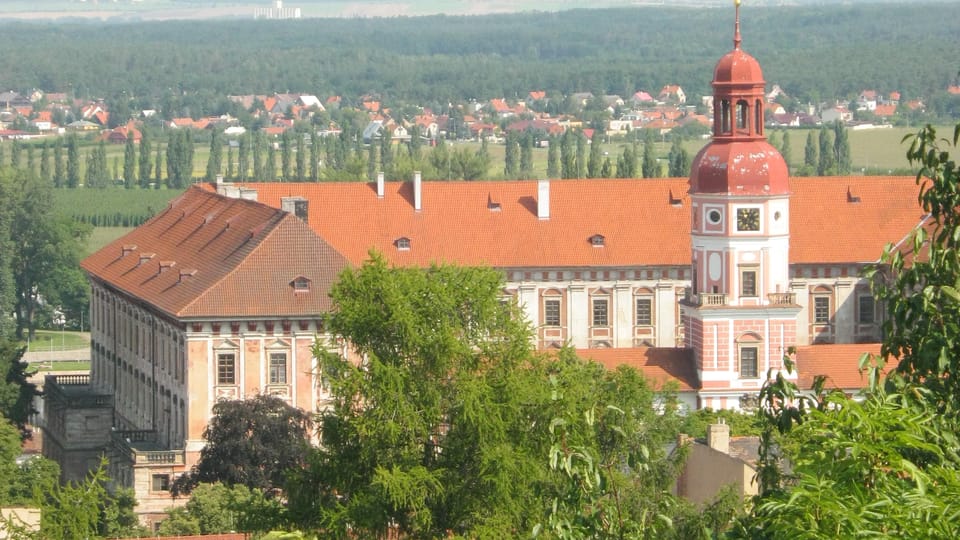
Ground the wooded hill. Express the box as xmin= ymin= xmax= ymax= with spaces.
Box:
xmin=0 ymin=2 xmax=957 ymax=115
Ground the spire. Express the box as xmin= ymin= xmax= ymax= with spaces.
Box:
xmin=733 ymin=0 xmax=742 ymax=50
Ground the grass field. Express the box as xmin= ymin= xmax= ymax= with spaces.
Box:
xmin=26 ymin=361 xmax=90 ymax=374
xmin=25 ymin=330 xmax=90 ymax=353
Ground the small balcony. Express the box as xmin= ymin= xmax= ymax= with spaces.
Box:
xmin=698 ymin=293 xmax=729 ymax=306
xmin=111 ymin=430 xmax=185 ymax=467
xmin=767 ymin=292 xmax=797 ymax=305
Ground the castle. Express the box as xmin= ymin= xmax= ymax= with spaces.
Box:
xmin=43 ymin=3 xmax=925 ymax=524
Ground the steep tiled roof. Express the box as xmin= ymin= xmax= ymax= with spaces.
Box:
xmin=216 ymin=179 xmax=692 ymax=268
xmin=576 ymin=347 xmax=699 ymax=391
xmin=81 ymin=187 xmax=349 ymax=319
xmin=795 ymin=343 xmax=885 ymax=391
xmin=789 ymin=177 xmax=926 ymax=264
xmin=217 ymin=176 xmax=922 ymax=269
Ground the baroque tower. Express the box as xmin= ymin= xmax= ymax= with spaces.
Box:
xmin=682 ymin=0 xmax=800 ymax=409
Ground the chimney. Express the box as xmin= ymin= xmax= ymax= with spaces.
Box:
xmin=537 ymin=179 xmax=550 ymax=220
xmin=706 ymin=421 xmax=730 ymax=454
xmin=281 ymin=197 xmax=308 ymax=221
xmin=377 ymin=171 xmax=385 ymax=199
xmin=413 ymin=170 xmax=422 ymax=212
xmin=215 ymin=174 xmax=224 ymax=185
xmin=239 ymin=188 xmax=258 ymax=201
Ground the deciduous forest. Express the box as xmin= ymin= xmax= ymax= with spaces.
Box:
xmin=0 ymin=3 xmax=958 ymax=116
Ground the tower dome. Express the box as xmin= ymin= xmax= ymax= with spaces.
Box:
xmin=689 ymin=0 xmax=788 ymax=196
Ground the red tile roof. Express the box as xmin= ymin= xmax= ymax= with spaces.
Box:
xmin=796 ymin=343 xmax=885 ymax=391
xmin=82 ymin=187 xmax=349 ymax=319
xmin=577 ymin=347 xmax=699 ymax=391
xmin=212 ymin=176 xmax=923 ymax=269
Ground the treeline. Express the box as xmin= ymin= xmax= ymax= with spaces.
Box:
xmin=0 ymin=4 xmax=958 ymax=115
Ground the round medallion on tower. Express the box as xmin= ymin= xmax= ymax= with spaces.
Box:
xmin=689 ymin=0 xmax=788 ymax=196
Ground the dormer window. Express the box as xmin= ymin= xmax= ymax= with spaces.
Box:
xmin=292 ymin=276 xmax=311 ymax=293
xmin=590 ymin=234 xmax=605 ymax=247
xmin=395 ymin=237 xmax=411 ymax=251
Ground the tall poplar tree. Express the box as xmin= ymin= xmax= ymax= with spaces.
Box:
xmin=154 ymin=143 xmax=164 ymax=188
xmin=642 ymin=137 xmax=657 ymax=178
xmin=138 ymin=131 xmax=152 ymax=188
xmin=66 ymin=134 xmax=81 ymax=188
xmin=265 ymin=143 xmax=277 ymax=181
xmin=781 ymin=131 xmax=792 ymax=173
xmin=575 ymin=131 xmax=587 ymax=178
xmin=504 ymin=132 xmax=519 ymax=178
xmin=205 ymin=129 xmax=223 ymax=183
xmin=587 ymin=130 xmax=602 ymax=178
xmin=833 ymin=120 xmax=851 ymax=175
xmin=123 ymin=136 xmax=136 ymax=188
xmin=39 ymin=141 xmax=51 ymax=183
xmin=547 ymin=135 xmax=560 ymax=178
xmin=817 ymin=126 xmax=835 ymax=175
xmin=379 ymin=129 xmax=393 ymax=178
xmin=295 ymin=132 xmax=306 ymax=181
xmin=280 ymin=130 xmax=292 ymax=182
xmin=237 ymin=133 xmax=249 ymax=181
xmin=226 ymin=143 xmax=234 ymax=180
xmin=10 ymin=140 xmax=21 ymax=170
xmin=803 ymin=131 xmax=817 ymax=172
xmin=310 ymin=133 xmax=320 ymax=182
xmin=53 ymin=138 xmax=64 ymax=188
xmin=519 ymin=132 xmax=534 ymax=179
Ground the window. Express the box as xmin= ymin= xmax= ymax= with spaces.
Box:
xmin=740 ymin=346 xmax=758 ymax=378
xmin=269 ymin=352 xmax=287 ymax=385
xmin=395 ymin=237 xmax=411 ymax=251
xmin=813 ymin=296 xmax=831 ymax=324
xmin=590 ymin=234 xmax=605 ymax=247
xmin=635 ymin=297 xmax=653 ymax=326
xmin=152 ymin=474 xmax=170 ymax=492
xmin=592 ymin=298 xmax=609 ymax=327
xmin=544 ymin=299 xmax=561 ymax=327
xmin=858 ymin=295 xmax=875 ymax=324
xmin=217 ymin=353 xmax=236 ymax=385
xmin=292 ymin=276 xmax=311 ymax=293
xmin=741 ymin=268 xmax=757 ymax=297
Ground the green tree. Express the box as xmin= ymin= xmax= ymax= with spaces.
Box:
xmin=560 ymin=131 xmax=575 ymax=179
xmin=833 ymin=120 xmax=852 ymax=174
xmin=380 ymin=128 xmax=393 ymax=178
xmin=84 ymin=141 xmax=109 ymax=188
xmin=66 ymin=134 xmax=81 ymax=188
xmin=7 ymin=169 xmax=90 ymax=339
xmin=817 ymin=126 xmax=835 ymax=175
xmin=281 ymin=129 xmax=293 ymax=181
xmin=205 ymin=128 xmax=224 ymax=183
xmin=0 ymin=342 xmax=39 ymax=436
xmin=309 ymin=132 xmax=320 ymax=181
xmin=284 ymin=255 xmax=686 ymax=538
xmin=667 ymin=138 xmax=690 ymax=177
xmin=575 ymin=131 xmax=587 ymax=178
xmin=10 ymin=141 xmax=21 ymax=170
xmin=600 ymin=156 xmax=613 ymax=178
xmin=734 ymin=124 xmax=960 ymax=539
xmin=504 ymin=131 xmax=519 ymax=178
xmin=296 ymin=132 xmax=306 ymax=181
xmin=780 ymin=130 xmax=792 ymax=172
xmin=154 ymin=142 xmax=164 ymax=188
xmin=39 ymin=141 xmax=51 ymax=184
xmin=167 ymin=130 xmax=195 ymax=188
xmin=172 ymin=394 xmax=312 ymax=497
xmin=226 ymin=142 xmax=235 ymax=180
xmin=642 ymin=133 xmax=658 ymax=178
xmin=53 ymin=138 xmax=64 ymax=188
xmin=547 ymin=135 xmax=560 ymax=178
xmin=587 ymin=130 xmax=602 ymax=178
xmin=520 ymin=131 xmax=534 ymax=179
xmin=123 ymin=136 xmax=136 ymax=188
xmin=138 ymin=131 xmax=152 ymax=188
xmin=238 ymin=132 xmax=250 ymax=181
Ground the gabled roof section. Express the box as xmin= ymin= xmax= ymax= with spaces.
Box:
xmin=795 ymin=343 xmax=885 ymax=391
xmin=577 ymin=347 xmax=699 ymax=391
xmin=81 ymin=187 xmax=349 ymax=319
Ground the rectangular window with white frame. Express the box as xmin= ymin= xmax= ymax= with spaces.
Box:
xmin=216 ymin=353 xmax=236 ymax=385
xmin=813 ymin=296 xmax=831 ymax=324
xmin=739 ymin=346 xmax=758 ymax=378
xmin=543 ymin=298 xmax=561 ymax=327
xmin=269 ymin=352 xmax=288 ymax=385
xmin=635 ymin=297 xmax=653 ymax=326
xmin=592 ymin=297 xmax=609 ymax=327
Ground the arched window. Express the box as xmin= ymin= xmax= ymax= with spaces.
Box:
xmin=720 ymin=100 xmax=731 ymax=134
xmin=736 ymin=99 xmax=749 ymax=131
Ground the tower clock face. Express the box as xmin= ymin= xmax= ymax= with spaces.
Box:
xmin=736 ymin=208 xmax=760 ymax=231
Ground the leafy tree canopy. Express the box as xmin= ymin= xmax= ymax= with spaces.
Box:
xmin=172 ymin=394 xmax=312 ymax=497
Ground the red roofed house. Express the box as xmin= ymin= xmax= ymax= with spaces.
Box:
xmin=43 ymin=188 xmax=349 ymax=524
xmin=658 ymin=84 xmax=687 ymax=104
